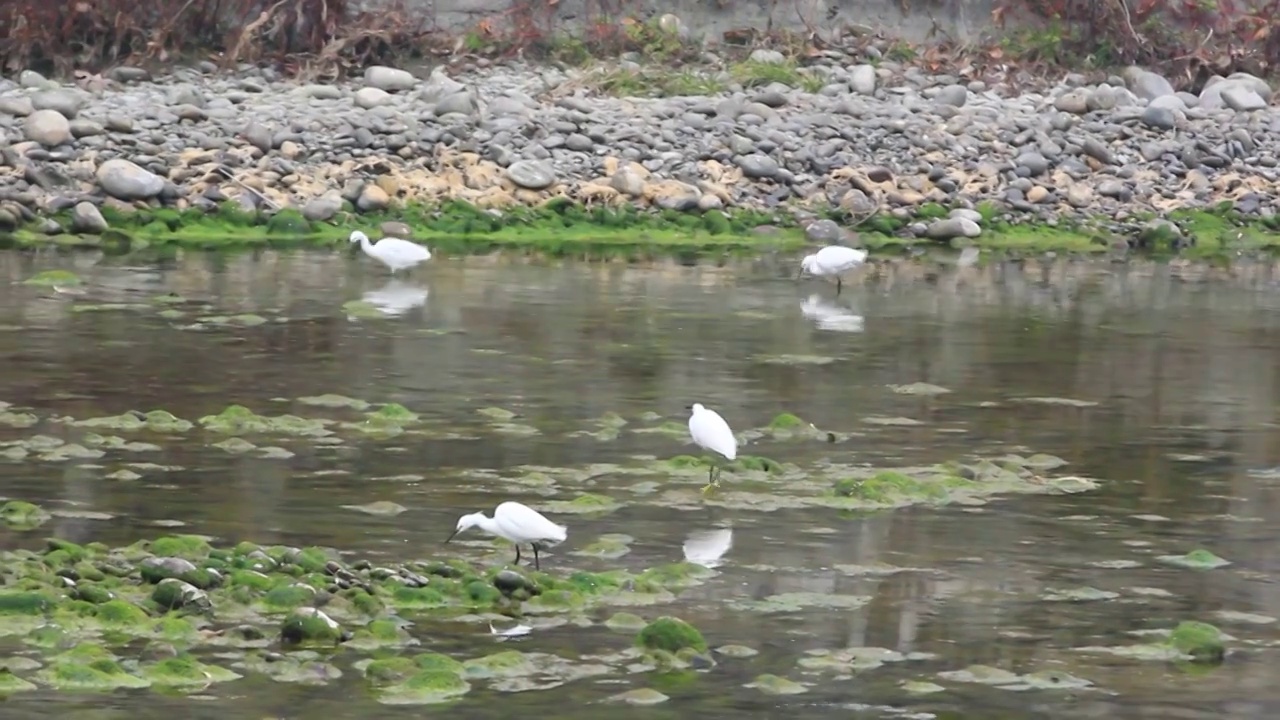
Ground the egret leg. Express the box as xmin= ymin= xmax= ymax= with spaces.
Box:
xmin=532 ymin=545 xmax=542 ymax=571
xmin=836 ymin=276 xmax=843 ymax=296
xmin=513 ymin=544 xmax=522 ymax=567
xmin=701 ymin=463 xmax=721 ymax=494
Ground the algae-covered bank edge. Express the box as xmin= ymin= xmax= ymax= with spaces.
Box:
xmin=4 ymin=196 xmax=1278 ymax=258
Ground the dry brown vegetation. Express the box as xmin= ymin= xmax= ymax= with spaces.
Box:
xmin=2 ymin=0 xmax=1277 ymax=88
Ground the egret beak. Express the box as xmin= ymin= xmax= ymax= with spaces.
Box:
xmin=444 ymin=529 xmax=460 ymax=544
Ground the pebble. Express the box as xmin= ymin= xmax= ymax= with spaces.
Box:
xmin=0 ymin=59 xmax=1272 ymax=242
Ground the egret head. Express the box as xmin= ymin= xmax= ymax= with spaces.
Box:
xmin=349 ymin=230 xmax=368 ymax=244
xmin=688 ymin=403 xmax=705 ymax=414
xmin=798 ymin=254 xmax=818 ymax=279
xmin=445 ymin=512 xmax=486 ymax=543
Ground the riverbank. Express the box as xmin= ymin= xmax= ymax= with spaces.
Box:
xmin=1 ymin=57 xmax=1278 ymax=257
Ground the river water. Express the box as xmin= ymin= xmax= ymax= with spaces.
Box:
xmin=2 ymin=248 xmax=1280 ymax=719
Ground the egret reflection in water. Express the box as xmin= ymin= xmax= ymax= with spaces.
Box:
xmin=800 ymin=294 xmax=865 ymax=333
xmin=682 ymin=526 xmax=734 ymax=568
xmin=361 ymin=279 xmax=429 ymax=317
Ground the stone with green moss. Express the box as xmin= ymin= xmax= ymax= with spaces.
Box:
xmin=140 ymin=654 xmax=242 ymax=686
xmin=22 ymin=270 xmax=82 ymax=287
xmin=0 ymin=591 xmax=55 ymax=616
xmin=462 ymin=650 xmax=533 ymax=679
xmin=279 ymin=607 xmax=346 ymax=646
xmin=35 ymin=645 xmax=151 ymax=690
xmin=377 ymin=669 xmax=472 ymax=705
xmin=1166 ymin=621 xmax=1225 ymax=663
xmin=0 ymin=667 xmax=37 ymax=694
xmin=150 ymin=579 xmax=211 ymax=612
xmin=636 ymin=616 xmax=707 ymax=654
xmin=0 ymin=501 xmax=51 ymax=530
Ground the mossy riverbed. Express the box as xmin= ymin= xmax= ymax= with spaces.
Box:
xmin=3 ymin=197 xmax=1278 ymax=258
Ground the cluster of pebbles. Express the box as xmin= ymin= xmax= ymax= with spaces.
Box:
xmin=0 ymin=50 xmax=1276 ymax=246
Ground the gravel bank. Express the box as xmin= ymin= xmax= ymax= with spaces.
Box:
xmin=1 ymin=55 xmax=1278 ymax=248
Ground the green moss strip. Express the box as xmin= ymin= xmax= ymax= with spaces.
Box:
xmin=4 ymin=197 xmax=1278 ymax=258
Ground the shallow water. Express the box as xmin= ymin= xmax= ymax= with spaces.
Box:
xmin=3 ymin=248 xmax=1280 ymax=718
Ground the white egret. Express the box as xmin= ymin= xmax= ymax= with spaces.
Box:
xmin=687 ymin=403 xmax=738 ymax=493
xmin=798 ymin=245 xmax=869 ymax=295
xmin=349 ymin=230 xmax=432 ymax=274
xmin=445 ymin=501 xmax=567 ymax=571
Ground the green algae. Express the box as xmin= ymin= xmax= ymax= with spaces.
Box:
xmin=1158 ymin=548 xmax=1231 ymax=570
xmin=542 ymin=492 xmax=622 ymax=515
xmin=747 ymin=673 xmax=809 ymax=695
xmin=11 ymin=196 xmax=1280 ymax=258
xmin=22 ymin=270 xmax=83 ymax=287
xmin=0 ymin=667 xmax=38 ymax=694
xmin=197 ymin=404 xmax=331 ymax=437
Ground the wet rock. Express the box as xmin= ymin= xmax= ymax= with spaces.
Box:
xmin=493 ymin=569 xmax=537 ymax=597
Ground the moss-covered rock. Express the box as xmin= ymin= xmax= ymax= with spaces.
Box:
xmin=0 ymin=501 xmax=51 ymax=530
xmin=1167 ymin=621 xmax=1226 ymax=663
xmin=0 ymin=591 xmax=55 ymax=616
xmin=636 ymin=616 xmax=707 ymax=654
xmin=35 ymin=645 xmax=150 ymax=690
xmin=279 ymin=607 xmax=346 ymax=646
xmin=139 ymin=654 xmax=242 ymax=686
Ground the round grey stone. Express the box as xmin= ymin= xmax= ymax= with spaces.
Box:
xmin=96 ymin=158 xmax=164 ymax=200
xmin=506 ymin=160 xmax=557 ymax=190
xmin=737 ymin=153 xmax=779 ymax=180
xmin=23 ymin=109 xmax=72 ymax=147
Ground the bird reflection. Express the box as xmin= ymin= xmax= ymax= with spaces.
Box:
xmin=800 ymin=294 xmax=865 ymax=333
xmin=361 ymin=279 xmax=428 ymax=317
xmin=682 ymin=526 xmax=733 ymax=569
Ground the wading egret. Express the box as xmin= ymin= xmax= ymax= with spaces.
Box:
xmin=350 ymin=230 xmax=432 ymax=274
xmin=687 ymin=403 xmax=737 ymax=493
xmin=445 ymin=501 xmax=567 ymax=571
xmin=798 ymin=245 xmax=869 ymax=296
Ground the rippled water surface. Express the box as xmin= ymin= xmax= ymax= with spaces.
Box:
xmin=4 ymin=248 xmax=1280 ymax=719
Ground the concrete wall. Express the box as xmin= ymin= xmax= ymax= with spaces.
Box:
xmin=347 ymin=0 xmax=1000 ymax=46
